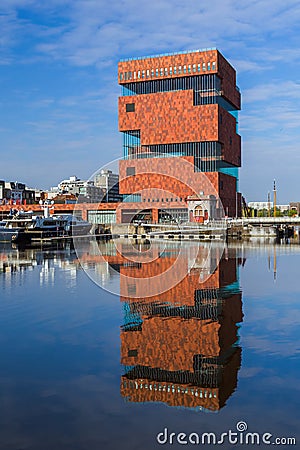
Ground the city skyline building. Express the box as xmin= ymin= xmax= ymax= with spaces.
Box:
xmin=94 ymin=169 xmax=122 ymax=203
xmin=118 ymin=48 xmax=241 ymax=222
xmin=0 ymin=180 xmax=35 ymax=205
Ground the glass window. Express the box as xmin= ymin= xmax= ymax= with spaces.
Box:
xmin=188 ymin=65 xmax=191 ymax=73
xmin=87 ymin=210 xmax=116 ymax=225
xmin=207 ymin=62 xmax=211 ymax=71
xmin=169 ymin=67 xmax=172 ymax=75
xmin=126 ymin=166 xmax=135 ymax=176
xmin=202 ymin=63 xmax=206 ymax=71
xmin=146 ymin=69 xmax=150 ymax=78
xmin=193 ymin=64 xmax=196 ymax=73
xmin=120 ymin=73 xmax=123 ymax=81
xmin=174 ymin=66 xmax=177 ymax=74
xmin=137 ymin=71 xmax=141 ymax=79
xmin=126 ymin=103 xmax=135 ymax=112
xmin=178 ymin=66 xmax=182 ymax=74
xmin=160 ymin=68 xmax=163 ymax=76
xmin=183 ymin=65 xmax=186 ymax=73
xmin=212 ymin=61 xmax=216 ymax=70
xmin=151 ymin=69 xmax=154 ymax=77
xmin=197 ymin=63 xmax=201 ymax=72
xmin=142 ymin=70 xmax=145 ymax=79
xmin=164 ymin=67 xmax=168 ymax=75
xmin=156 ymin=68 xmax=159 ymax=76
xmin=133 ymin=71 xmax=136 ymax=79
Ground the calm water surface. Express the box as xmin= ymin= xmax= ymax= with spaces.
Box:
xmin=0 ymin=240 xmax=299 ymax=449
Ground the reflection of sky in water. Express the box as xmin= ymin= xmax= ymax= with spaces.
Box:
xmin=241 ymin=252 xmax=300 ymax=357
xmin=0 ymin=243 xmax=299 ymax=449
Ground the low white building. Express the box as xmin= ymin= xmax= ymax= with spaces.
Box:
xmin=248 ymin=201 xmax=273 ymax=210
xmin=248 ymin=201 xmax=289 ymax=213
xmin=56 ymin=176 xmax=104 ymax=203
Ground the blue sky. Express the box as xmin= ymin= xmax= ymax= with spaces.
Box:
xmin=1 ymin=0 xmax=300 ymax=203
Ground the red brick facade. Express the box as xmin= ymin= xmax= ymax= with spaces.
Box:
xmin=118 ymin=49 xmax=242 ymax=220
xmin=119 ymin=94 xmax=240 ymax=168
xmin=119 ymin=157 xmax=239 ymax=218
xmin=0 ymin=203 xmax=120 ymax=222
xmin=118 ymin=49 xmax=240 ymax=109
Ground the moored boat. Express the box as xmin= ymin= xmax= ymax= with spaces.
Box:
xmin=0 ymin=209 xmax=92 ymax=243
xmin=0 ymin=212 xmax=34 ymax=243
xmin=52 ymin=214 xmax=92 ymax=236
xmin=0 ymin=211 xmax=66 ymax=243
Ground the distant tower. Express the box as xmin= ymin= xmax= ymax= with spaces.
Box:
xmin=273 ymin=180 xmax=277 ymax=218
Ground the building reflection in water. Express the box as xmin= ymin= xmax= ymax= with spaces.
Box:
xmin=0 ymin=243 xmax=78 ymax=288
xmin=115 ymin=242 xmax=244 ymax=412
xmin=0 ymin=239 xmax=244 ymax=412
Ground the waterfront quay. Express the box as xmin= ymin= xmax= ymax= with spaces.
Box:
xmin=1 ymin=203 xmax=298 ymax=245
xmin=111 ymin=218 xmax=298 ymax=241
xmin=0 ymin=202 xmax=119 ymax=222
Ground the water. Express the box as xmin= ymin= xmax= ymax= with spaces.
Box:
xmin=0 ymin=240 xmax=299 ymax=449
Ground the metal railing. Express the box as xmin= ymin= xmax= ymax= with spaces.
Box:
xmin=230 ymin=217 xmax=300 ymax=226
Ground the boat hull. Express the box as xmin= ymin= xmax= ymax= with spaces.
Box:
xmin=0 ymin=228 xmax=65 ymax=243
xmin=0 ymin=229 xmax=22 ymax=243
xmin=68 ymin=224 xmax=92 ymax=236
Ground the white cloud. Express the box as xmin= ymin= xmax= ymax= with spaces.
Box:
xmin=1 ymin=0 xmax=300 ymax=197
xmin=1 ymin=0 xmax=300 ymax=68
xmin=243 ymin=81 xmax=300 ymax=103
